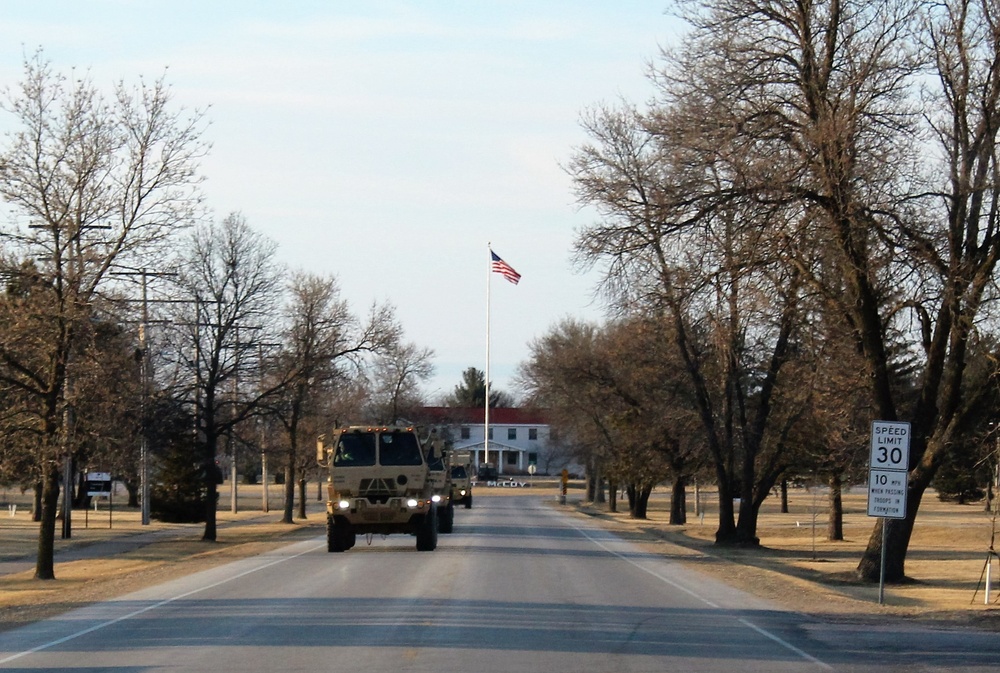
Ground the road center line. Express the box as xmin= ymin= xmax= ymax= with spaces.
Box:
xmin=0 ymin=541 xmax=325 ymax=665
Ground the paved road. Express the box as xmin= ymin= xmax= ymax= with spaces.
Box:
xmin=1 ymin=495 xmax=998 ymax=672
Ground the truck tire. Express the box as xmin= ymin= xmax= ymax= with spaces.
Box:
xmin=416 ymin=507 xmax=438 ymax=551
xmin=464 ymin=494 xmax=472 ymax=509
xmin=327 ymin=517 xmax=350 ymax=552
xmin=439 ymin=501 xmax=454 ymax=534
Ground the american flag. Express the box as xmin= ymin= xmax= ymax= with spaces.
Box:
xmin=491 ymin=250 xmax=521 ymax=285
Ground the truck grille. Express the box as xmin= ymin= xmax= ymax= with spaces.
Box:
xmin=359 ymin=478 xmax=397 ymax=503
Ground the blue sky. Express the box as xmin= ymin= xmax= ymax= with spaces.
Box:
xmin=0 ymin=1 xmax=680 ymax=401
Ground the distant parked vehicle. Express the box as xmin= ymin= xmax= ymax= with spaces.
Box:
xmin=476 ymin=464 xmax=498 ymax=482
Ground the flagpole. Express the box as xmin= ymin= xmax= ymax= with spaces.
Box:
xmin=484 ymin=243 xmax=491 ymax=475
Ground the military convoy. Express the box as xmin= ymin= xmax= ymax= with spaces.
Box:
xmin=316 ymin=424 xmax=474 ymax=552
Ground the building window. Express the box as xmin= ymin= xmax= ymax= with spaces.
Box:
xmin=506 ymin=451 xmax=518 ymax=465
xmin=528 ymin=452 xmax=538 ymax=465
xmin=460 ymin=426 xmax=470 ymax=440
xmin=487 ymin=428 xmax=493 ymax=440
xmin=508 ymin=428 xmax=517 ymax=440
xmin=529 ymin=428 xmax=537 ymax=441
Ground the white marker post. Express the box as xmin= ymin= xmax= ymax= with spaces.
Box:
xmin=868 ymin=420 xmax=910 ymax=604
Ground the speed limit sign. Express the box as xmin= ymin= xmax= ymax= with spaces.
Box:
xmin=868 ymin=421 xmax=910 ymax=519
xmin=870 ymin=420 xmax=910 ymax=471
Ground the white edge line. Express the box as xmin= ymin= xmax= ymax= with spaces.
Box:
xmin=739 ymin=617 xmax=834 ymax=671
xmin=0 ymin=540 xmax=325 ymax=665
xmin=567 ymin=519 xmax=720 ymax=608
xmin=567 ymin=517 xmax=834 ymax=671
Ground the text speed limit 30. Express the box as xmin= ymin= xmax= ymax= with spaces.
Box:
xmin=870 ymin=420 xmax=910 ymax=471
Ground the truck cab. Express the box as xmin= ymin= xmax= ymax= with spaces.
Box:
xmin=317 ymin=425 xmax=439 ymax=552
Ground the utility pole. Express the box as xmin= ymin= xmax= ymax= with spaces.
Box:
xmin=111 ymin=267 xmax=179 ymax=525
xmin=259 ymin=343 xmax=269 ymax=513
xmin=231 ymin=330 xmax=239 ymax=514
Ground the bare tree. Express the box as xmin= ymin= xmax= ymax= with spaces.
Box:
xmin=0 ymin=52 xmax=206 ymax=578
xmin=365 ymin=341 xmax=435 ymax=423
xmin=569 ymin=95 xmax=811 ymax=544
xmin=271 ymin=271 xmax=398 ymax=524
xmin=521 ymin=317 xmax=703 ymax=520
xmin=172 ymin=213 xmax=282 ymax=541
xmin=519 ymin=320 xmax=617 ymax=506
xmin=663 ymin=0 xmax=1000 ymax=580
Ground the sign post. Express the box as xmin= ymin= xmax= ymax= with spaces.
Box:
xmin=868 ymin=421 xmax=910 ymax=604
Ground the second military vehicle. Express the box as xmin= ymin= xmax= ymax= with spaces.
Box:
xmin=450 ymin=450 xmax=473 ymax=509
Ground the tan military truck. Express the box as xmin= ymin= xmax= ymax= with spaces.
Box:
xmin=423 ymin=428 xmax=454 ymax=534
xmin=450 ymin=450 xmax=473 ymax=509
xmin=316 ymin=425 xmax=439 ymax=552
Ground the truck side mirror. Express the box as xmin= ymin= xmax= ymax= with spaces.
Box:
xmin=317 ymin=434 xmax=329 ymax=465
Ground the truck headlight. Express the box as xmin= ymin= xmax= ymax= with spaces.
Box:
xmin=431 ymin=494 xmax=441 ymax=503
xmin=338 ymin=500 xmax=350 ymax=510
xmin=407 ymin=499 xmax=419 ymax=508
xmin=459 ymin=489 xmax=467 ymax=496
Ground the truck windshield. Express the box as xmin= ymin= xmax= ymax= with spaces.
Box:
xmin=333 ymin=432 xmax=376 ymax=467
xmin=379 ymin=431 xmax=424 ymax=466
xmin=451 ymin=466 xmax=468 ymax=479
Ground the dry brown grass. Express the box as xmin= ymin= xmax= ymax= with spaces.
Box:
xmin=0 ymin=484 xmax=324 ymax=632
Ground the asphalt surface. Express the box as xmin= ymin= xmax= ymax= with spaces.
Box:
xmin=1 ymin=495 xmax=999 ymax=672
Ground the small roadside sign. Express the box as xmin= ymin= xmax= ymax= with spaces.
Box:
xmin=867 ymin=420 xmax=910 ymax=520
xmin=86 ymin=472 xmax=112 ymax=497
xmin=867 ymin=469 xmax=907 ymax=518
xmin=84 ymin=471 xmax=114 ymax=530
xmin=868 ymin=420 xmax=912 ymax=605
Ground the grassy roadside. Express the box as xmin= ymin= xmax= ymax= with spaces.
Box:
xmin=566 ymin=485 xmax=1000 ymax=631
xmin=0 ymin=485 xmax=325 ymax=632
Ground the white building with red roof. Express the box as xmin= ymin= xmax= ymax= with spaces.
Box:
xmin=414 ymin=407 xmax=552 ymax=476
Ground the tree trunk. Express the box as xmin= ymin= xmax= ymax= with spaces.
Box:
xmin=608 ymin=477 xmax=618 ymax=513
xmin=733 ymin=452 xmax=762 ymax=546
xmin=73 ymin=466 xmax=86 ymax=507
xmin=780 ymin=479 xmax=789 ymax=513
xmin=297 ymin=478 xmax=307 ymax=519
xmin=857 ymin=483 xmax=926 ymax=582
xmin=628 ymin=484 xmax=653 ymax=519
xmin=125 ymin=479 xmax=139 ymax=508
xmin=202 ymin=454 xmax=219 ymax=541
xmin=857 ymin=442 xmax=944 ymax=582
xmin=670 ymin=475 xmax=686 ymax=524
xmin=713 ymin=464 xmax=737 ymax=544
xmin=32 ymin=481 xmax=42 ymax=522
xmin=281 ymin=462 xmax=295 ymax=524
xmin=734 ymin=496 xmax=762 ymax=547
xmin=34 ymin=466 xmax=60 ymax=580
xmin=827 ymin=473 xmax=844 ymax=541
xmin=201 ymin=417 xmax=221 ymax=542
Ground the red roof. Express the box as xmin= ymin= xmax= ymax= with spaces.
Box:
xmin=415 ymin=407 xmax=549 ymax=426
